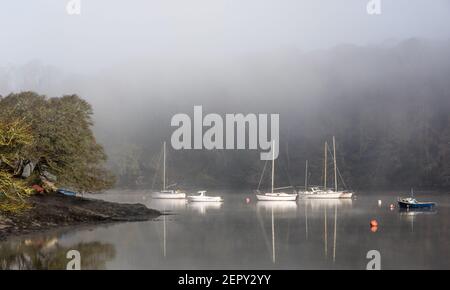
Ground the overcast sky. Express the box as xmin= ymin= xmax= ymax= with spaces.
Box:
xmin=1 ymin=0 xmax=450 ymax=73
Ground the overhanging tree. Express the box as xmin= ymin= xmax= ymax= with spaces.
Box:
xmin=0 ymin=92 xmax=115 ymax=193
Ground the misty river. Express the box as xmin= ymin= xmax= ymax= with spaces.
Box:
xmin=1 ymin=191 xmax=449 ymax=270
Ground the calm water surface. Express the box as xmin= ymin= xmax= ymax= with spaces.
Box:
xmin=1 ymin=190 xmax=449 ymax=269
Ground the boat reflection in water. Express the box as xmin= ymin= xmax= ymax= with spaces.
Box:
xmin=256 ymin=201 xmax=298 ymax=216
xmin=399 ymin=207 xmax=437 ymax=233
xmin=299 ymin=199 xmax=353 ymax=263
xmin=188 ymin=201 xmax=223 ymax=215
xmin=399 ymin=208 xmax=437 ymax=215
xmin=256 ymin=201 xmax=298 ymax=264
xmin=149 ymin=198 xmax=187 ymax=214
xmin=147 ymin=199 xmax=185 ymax=259
xmin=300 ymin=198 xmax=353 ymax=211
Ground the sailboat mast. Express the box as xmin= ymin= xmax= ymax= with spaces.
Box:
xmin=271 ymin=140 xmax=275 ymax=194
xmin=163 ymin=141 xmax=166 ymax=191
xmin=333 ymin=136 xmax=338 ymax=192
xmin=324 ymin=208 xmax=328 ymax=257
xmin=272 ymin=207 xmax=275 ymax=263
xmin=163 ymin=214 xmax=166 ymax=257
xmin=324 ymin=142 xmax=328 ymax=190
xmin=333 ymin=204 xmax=337 ymax=262
xmin=305 ymin=160 xmax=308 ymax=191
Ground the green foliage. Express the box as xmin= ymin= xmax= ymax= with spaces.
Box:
xmin=0 ymin=171 xmax=33 ymax=212
xmin=0 ymin=119 xmax=33 ymax=155
xmin=0 ymin=119 xmax=34 ymax=212
xmin=0 ymin=92 xmax=115 ymax=194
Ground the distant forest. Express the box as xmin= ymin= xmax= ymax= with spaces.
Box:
xmin=110 ymin=91 xmax=450 ymax=191
xmin=106 ymin=40 xmax=450 ymax=191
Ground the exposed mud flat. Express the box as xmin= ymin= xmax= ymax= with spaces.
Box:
xmin=0 ymin=194 xmax=160 ymax=241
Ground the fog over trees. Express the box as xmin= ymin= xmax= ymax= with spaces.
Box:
xmin=1 ymin=39 xmax=450 ymax=190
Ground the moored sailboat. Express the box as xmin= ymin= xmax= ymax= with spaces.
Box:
xmin=256 ymin=140 xmax=298 ymax=201
xmin=304 ymin=137 xmax=353 ymax=199
xmin=152 ymin=142 xmax=187 ymax=199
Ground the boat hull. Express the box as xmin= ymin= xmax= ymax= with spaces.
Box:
xmin=188 ymin=196 xmax=223 ymax=202
xmin=152 ymin=192 xmax=187 ymax=199
xmin=398 ymin=201 xmax=436 ymax=209
xmin=256 ymin=193 xmax=298 ymax=201
xmin=303 ymin=191 xmax=353 ymax=199
xmin=57 ymin=189 xmax=78 ymax=197
xmin=339 ymin=192 xmax=354 ymax=199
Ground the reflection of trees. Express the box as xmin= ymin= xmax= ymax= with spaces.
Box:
xmin=0 ymin=237 xmax=115 ymax=270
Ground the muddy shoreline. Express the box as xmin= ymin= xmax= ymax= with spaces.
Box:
xmin=0 ymin=194 xmax=161 ymax=241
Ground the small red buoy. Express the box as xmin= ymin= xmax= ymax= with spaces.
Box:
xmin=245 ymin=197 xmax=251 ymax=204
xmin=371 ymin=226 xmax=378 ymax=233
xmin=370 ymin=220 xmax=378 ymax=227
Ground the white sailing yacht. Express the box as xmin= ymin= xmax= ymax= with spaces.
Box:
xmin=305 ymin=137 xmax=353 ymax=199
xmin=256 ymin=140 xmax=298 ymax=201
xmin=152 ymin=142 xmax=187 ymax=199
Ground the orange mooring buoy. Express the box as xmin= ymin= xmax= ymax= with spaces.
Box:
xmin=370 ymin=220 xmax=379 ymax=233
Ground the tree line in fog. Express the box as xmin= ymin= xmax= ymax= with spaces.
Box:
xmin=108 ymin=39 xmax=450 ymax=191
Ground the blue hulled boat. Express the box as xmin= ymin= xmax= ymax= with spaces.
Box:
xmin=398 ymin=197 xmax=436 ymax=209
xmin=57 ymin=189 xmax=78 ymax=197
